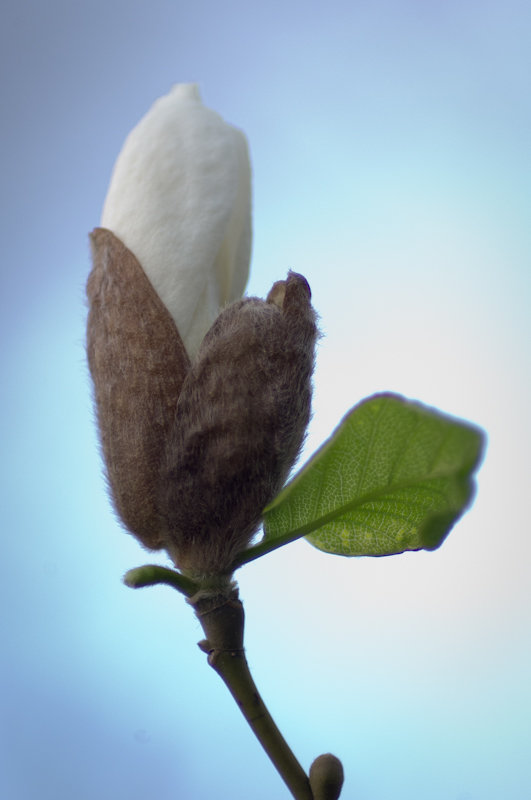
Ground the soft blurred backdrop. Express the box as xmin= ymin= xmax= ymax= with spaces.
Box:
xmin=1 ymin=1 xmax=529 ymax=798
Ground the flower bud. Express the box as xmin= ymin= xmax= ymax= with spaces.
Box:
xmin=87 ymin=85 xmax=318 ymax=578
xmin=309 ymin=754 xmax=344 ymax=800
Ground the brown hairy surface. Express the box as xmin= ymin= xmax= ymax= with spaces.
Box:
xmin=161 ymin=272 xmax=318 ymax=575
xmin=86 ymin=228 xmax=191 ymax=548
xmin=87 ymin=229 xmax=318 ymax=576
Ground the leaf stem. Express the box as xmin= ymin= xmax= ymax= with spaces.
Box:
xmin=230 ymin=529 xmax=306 ymax=569
xmin=123 ymin=564 xmax=199 ymax=596
xmin=193 ymin=590 xmax=313 ymax=800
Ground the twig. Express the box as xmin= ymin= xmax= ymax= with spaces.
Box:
xmin=193 ymin=589 xmax=314 ymax=800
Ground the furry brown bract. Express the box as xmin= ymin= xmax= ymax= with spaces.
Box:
xmin=87 ymin=229 xmax=318 ymax=577
xmin=162 ymin=272 xmax=318 ymax=576
xmin=86 ymin=228 xmax=191 ymax=548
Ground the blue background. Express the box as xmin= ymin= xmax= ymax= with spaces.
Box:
xmin=1 ymin=1 xmax=530 ymax=798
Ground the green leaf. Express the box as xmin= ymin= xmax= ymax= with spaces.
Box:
xmin=262 ymin=393 xmax=485 ymax=558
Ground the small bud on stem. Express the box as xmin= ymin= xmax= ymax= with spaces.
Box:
xmin=309 ymin=753 xmax=345 ymax=800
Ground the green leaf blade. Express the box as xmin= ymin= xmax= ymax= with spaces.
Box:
xmin=263 ymin=393 xmax=485 ymax=557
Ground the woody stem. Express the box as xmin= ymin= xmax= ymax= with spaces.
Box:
xmin=193 ymin=589 xmax=313 ymax=800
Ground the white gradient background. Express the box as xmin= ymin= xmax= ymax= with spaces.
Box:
xmin=1 ymin=1 xmax=529 ymax=799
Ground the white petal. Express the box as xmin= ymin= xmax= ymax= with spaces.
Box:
xmin=101 ymin=83 xmax=252 ymax=358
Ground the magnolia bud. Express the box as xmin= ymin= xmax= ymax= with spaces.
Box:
xmin=86 ymin=85 xmax=318 ymax=578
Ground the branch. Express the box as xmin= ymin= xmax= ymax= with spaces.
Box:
xmin=125 ymin=570 xmax=344 ymax=798
xmin=193 ymin=589 xmax=314 ymax=800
